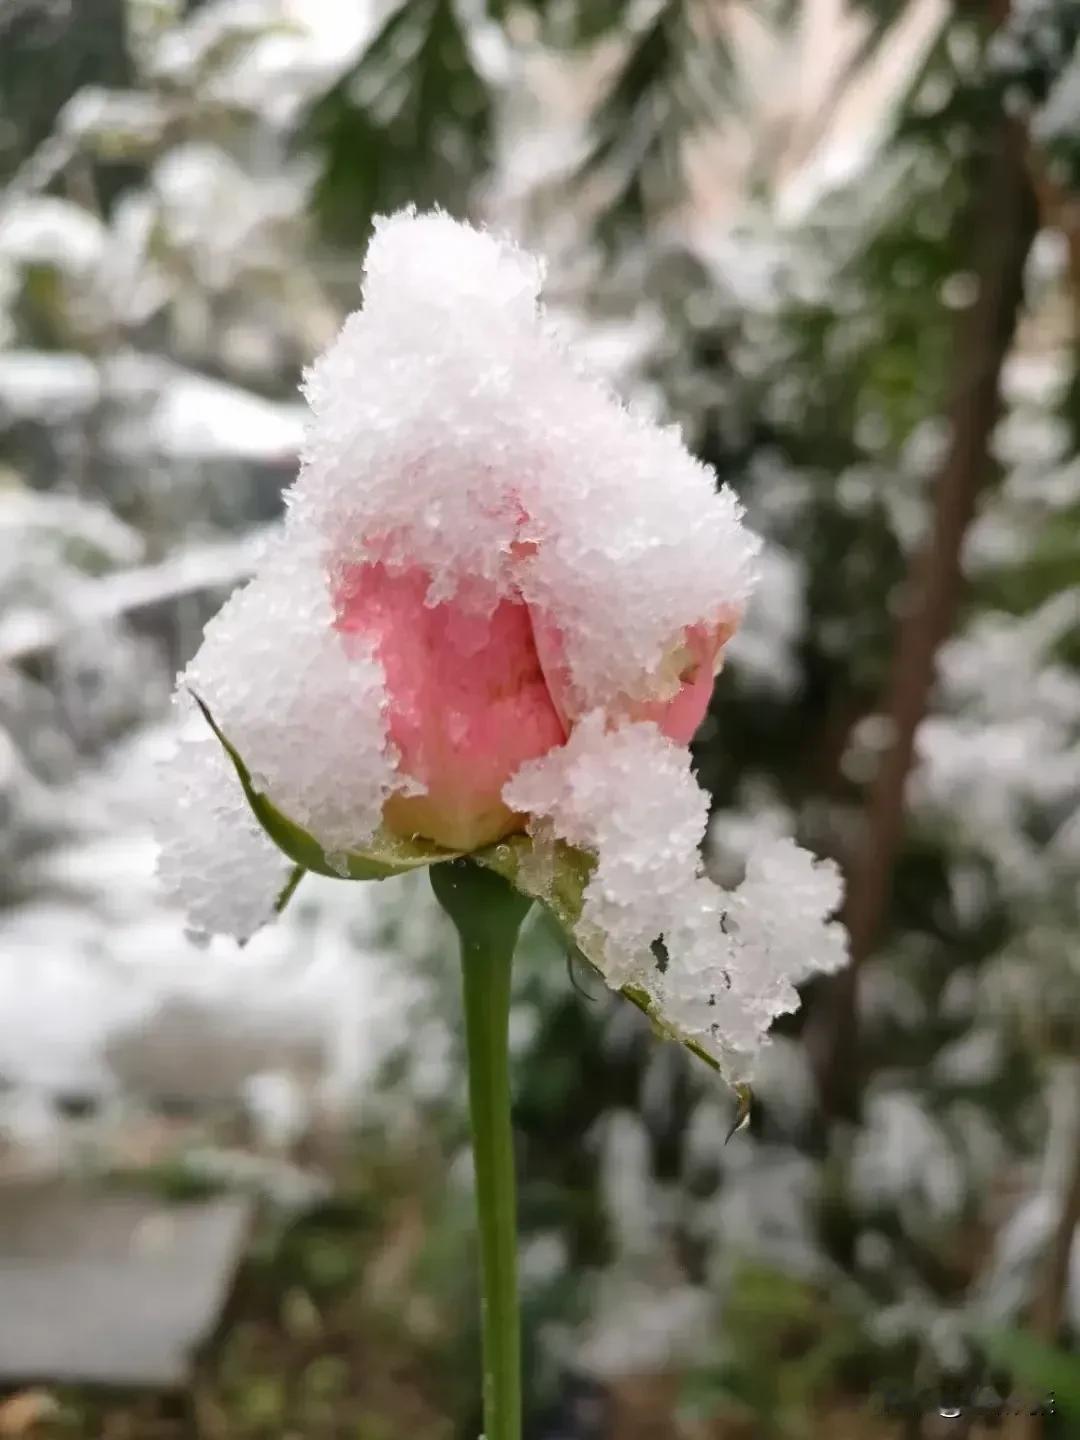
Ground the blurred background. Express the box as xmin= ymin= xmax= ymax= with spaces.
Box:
xmin=1 ymin=0 xmax=1079 ymax=1435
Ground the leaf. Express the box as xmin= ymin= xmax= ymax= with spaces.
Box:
xmin=297 ymin=0 xmax=493 ymax=244
xmin=979 ymin=1328 xmax=1080 ymax=1422
xmin=573 ymin=0 xmax=737 ymax=245
xmin=725 ymin=1083 xmax=753 ymax=1142
xmin=472 ymin=832 xmax=594 ymax=939
xmin=189 ymin=691 xmax=460 ymax=881
xmin=193 ymin=691 xmax=745 ymax=1100
xmin=274 ymin=865 xmax=306 ymax=915
xmin=473 ymin=833 xmax=733 ymax=1083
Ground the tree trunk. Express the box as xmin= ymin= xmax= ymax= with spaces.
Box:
xmin=810 ymin=110 xmax=1038 ymax=1119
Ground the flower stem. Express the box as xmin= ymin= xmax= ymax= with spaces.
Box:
xmin=430 ymin=859 xmax=532 ymax=1440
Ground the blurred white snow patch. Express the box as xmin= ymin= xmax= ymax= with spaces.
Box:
xmin=0 ymin=197 xmax=105 ymax=274
xmin=939 ymin=962 xmax=978 ymax=1022
xmin=134 ymin=362 xmax=306 ymax=463
xmin=152 ymin=144 xmax=312 ymax=291
xmin=707 ymin=788 xmax=796 ymax=885
xmin=915 ymin=716 xmax=1080 ymax=890
xmin=579 ymin=1277 xmax=713 ymax=1377
xmin=964 ymin=508 xmax=1037 ymax=574
xmin=0 ymin=932 xmax=137 ymax=1097
xmin=541 ymin=305 xmax=663 ymax=413
xmin=936 ymin=593 xmax=1080 ymax=719
xmin=949 ymin=1101 xmax=1008 ymax=1198
xmin=0 ymin=727 xmax=67 ymax=859
xmin=912 ymin=594 xmax=1080 ymax=889
xmin=637 ymin=1043 xmax=688 ymax=1142
xmin=691 ymin=219 xmax=793 ymax=312
xmin=870 ymin=1297 xmax=969 ymax=1362
xmin=519 ymin=1231 xmax=568 ymax=1288
xmin=1006 ymin=452 xmax=1080 ymax=511
xmin=0 ymin=528 xmax=267 ymax=668
xmin=148 ymin=0 xmax=373 ymax=123
xmin=594 ymin=1111 xmax=670 ymax=1262
xmin=973 ymin=1063 xmax=1080 ymax=1332
xmin=2 ymin=842 xmax=414 ymax=1127
xmin=0 ymin=349 xmax=305 ymax=464
xmin=1000 ymin=347 xmax=1073 ymax=408
xmin=508 ymin=716 xmax=846 ymax=1076
xmin=0 ymin=721 xmax=429 ymax=1166
xmin=852 ymin=1091 xmax=965 ymax=1224
xmin=0 ymin=1089 xmax=89 ymax=1173
xmin=0 ymin=352 xmax=100 ymax=423
xmin=704 ymin=1142 xmax=825 ymax=1281
xmin=179 ymin=1145 xmax=330 ymax=1210
xmin=972 ymin=1191 xmax=1059 ymax=1325
xmin=1032 ymin=42 xmax=1080 ymax=148
xmin=932 ymin=1029 xmax=1004 ymax=1087
xmin=993 ymin=407 xmax=1072 ymax=470
xmin=858 ymin=957 xmax=928 ymax=1031
xmin=0 ymin=491 xmax=143 ymax=569
xmin=58 ymin=87 xmax=169 ymax=152
xmin=0 ymin=192 xmax=166 ymax=335
xmin=775 ymin=0 xmax=948 ymax=219
xmin=745 ymin=1037 xmax=819 ymax=1134
xmin=725 ymin=543 xmax=804 ymax=694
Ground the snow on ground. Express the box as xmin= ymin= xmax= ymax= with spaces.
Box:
xmin=0 ymin=720 xmax=439 ymax=1167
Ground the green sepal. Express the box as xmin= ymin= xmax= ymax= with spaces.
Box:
xmin=471 ymin=833 xmax=593 ymax=940
xmin=472 ymin=833 xmax=735 ymax=1083
xmin=273 ymin=865 xmax=306 ymax=915
xmin=725 ymin=1083 xmax=754 ymax=1143
xmin=193 ymin=688 xmax=749 ymax=1108
xmin=190 ymin=691 xmax=461 ymax=881
xmin=429 ymin=856 xmax=533 ymax=952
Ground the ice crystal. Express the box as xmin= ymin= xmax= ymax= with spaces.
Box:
xmin=290 ymin=209 xmax=759 ymax=712
xmin=155 ymin=208 xmax=838 ymax=1072
xmin=180 ymin=539 xmax=401 ymax=855
xmin=155 ymin=715 xmax=292 ymax=941
xmin=505 ymin=715 xmax=846 ymax=1077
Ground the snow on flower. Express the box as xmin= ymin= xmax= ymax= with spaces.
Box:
xmin=505 ymin=716 xmax=847 ymax=1075
xmin=155 ymin=208 xmax=847 ymax=1077
xmin=156 ymin=715 xmax=294 ymax=940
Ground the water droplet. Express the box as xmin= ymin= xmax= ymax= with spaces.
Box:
xmin=325 ymin=850 xmax=351 ymax=878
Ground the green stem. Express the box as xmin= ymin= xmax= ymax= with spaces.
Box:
xmin=430 ymin=859 xmax=532 ymax=1440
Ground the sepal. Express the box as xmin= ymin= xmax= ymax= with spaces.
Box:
xmin=473 ymin=833 xmax=742 ymax=1086
xmin=191 ymin=691 xmax=461 ymax=881
xmin=195 ymin=689 xmax=750 ymax=1107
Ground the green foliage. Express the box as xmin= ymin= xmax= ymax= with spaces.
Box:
xmin=0 ymin=0 xmax=132 ymax=186
xmin=299 ymin=0 xmax=493 ymax=244
xmin=47 ymin=1149 xmax=464 ymax=1438
xmin=575 ymin=0 xmax=736 ymax=245
xmin=980 ymin=1328 xmax=1080 ymax=1424
xmin=992 ymin=0 xmax=1080 ymax=191
xmin=682 ymin=1263 xmax=869 ymax=1435
xmin=191 ymin=690 xmax=459 ymax=881
xmin=5 ymin=1 xmax=1080 ymax=1435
